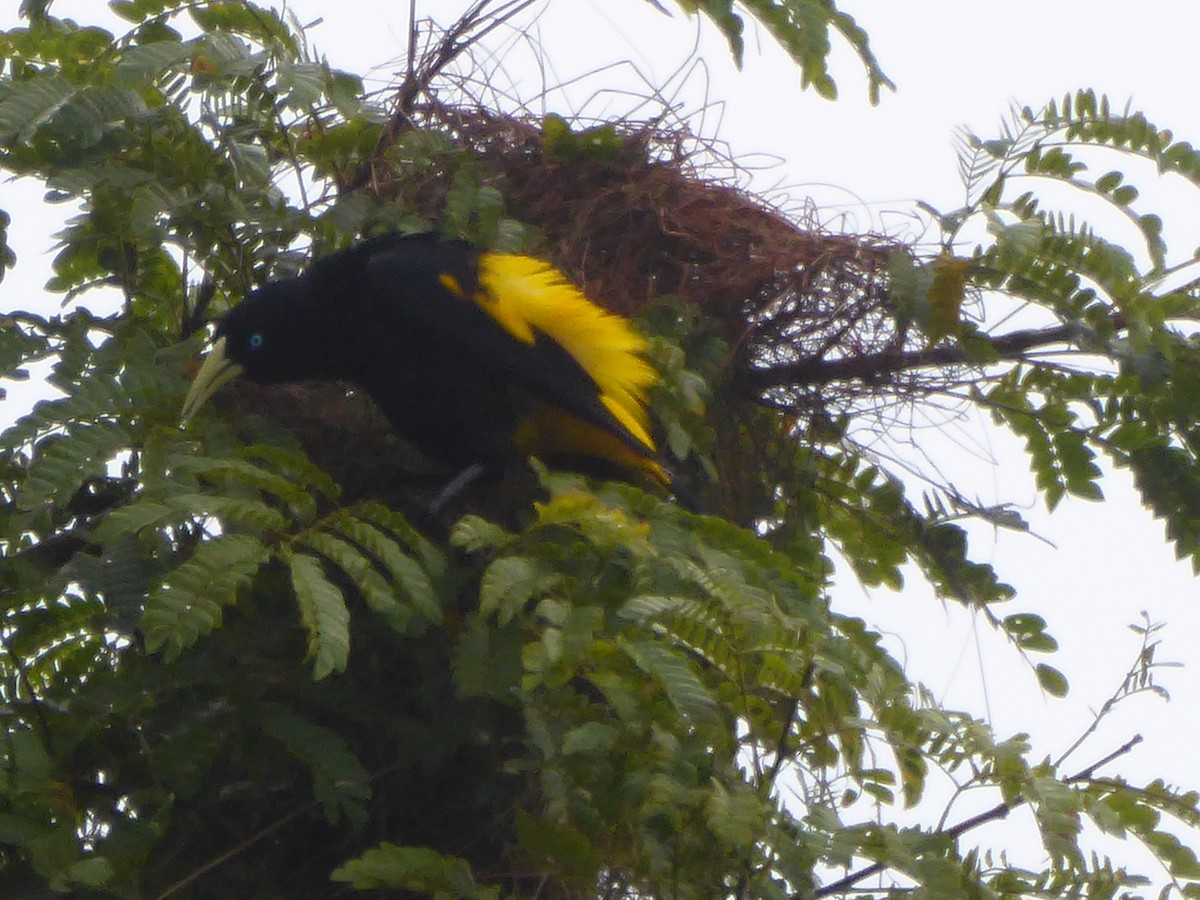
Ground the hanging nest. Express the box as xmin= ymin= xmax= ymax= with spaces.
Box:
xmin=365 ymin=99 xmax=901 ymax=400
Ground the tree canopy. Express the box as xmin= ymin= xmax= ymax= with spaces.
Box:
xmin=2 ymin=2 xmax=1200 ymax=897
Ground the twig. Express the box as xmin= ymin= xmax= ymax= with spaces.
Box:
xmin=347 ymin=0 xmax=537 ymax=192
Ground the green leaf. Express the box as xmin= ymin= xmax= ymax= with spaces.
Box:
xmin=277 ymin=60 xmax=326 ymax=110
xmin=734 ymin=0 xmax=892 ymax=102
xmin=189 ymin=2 xmax=296 ymax=49
xmin=336 ymin=515 xmax=441 ymax=621
xmin=442 ymin=166 xmax=478 ymax=238
xmin=541 ymin=112 xmax=573 ymax=157
xmin=18 ymin=420 xmax=132 ymax=514
xmin=160 ymin=493 xmax=290 ymax=531
xmin=561 ymin=721 xmax=619 ymax=755
xmin=1036 ymin=663 xmax=1069 ymax=698
xmin=450 ymin=514 xmax=514 ymax=552
xmin=303 ymin=530 xmax=402 ymax=622
xmin=0 ymin=74 xmax=75 ymax=144
xmin=452 ymin=616 xmax=522 ymax=700
xmin=113 ymin=40 xmax=193 ymax=85
xmin=243 ymin=444 xmax=341 ymax=500
xmin=331 ymin=844 xmax=498 ymax=898
xmin=109 ymin=1 xmax=141 ymax=23
xmin=1095 ymin=170 xmax=1123 ymax=193
xmin=621 ymin=637 xmax=721 ymax=729
xmin=94 ymin=500 xmax=174 ymax=540
xmin=707 ymin=783 xmax=764 ymax=850
xmin=142 ymin=534 xmax=269 ymax=659
xmin=479 ymin=556 xmax=560 ymax=624
xmin=174 ymin=454 xmax=322 ymax=516
xmin=7 ymin=729 xmax=52 ymax=791
xmin=258 ymin=705 xmax=371 ymax=826
xmin=286 ymin=551 xmax=351 ymax=680
xmin=57 ymin=856 xmax=114 ymax=889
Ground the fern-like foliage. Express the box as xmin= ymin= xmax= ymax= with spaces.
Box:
xmin=1 ymin=5 xmax=1198 ymax=899
xmin=894 ymin=90 xmax=1200 ymax=577
xmin=669 ymin=0 xmax=894 ymax=103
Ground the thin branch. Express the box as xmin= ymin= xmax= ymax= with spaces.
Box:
xmin=765 ymin=696 xmax=802 ymax=786
xmin=154 ymin=761 xmax=410 ymax=899
xmin=154 ymin=802 xmax=316 ymax=899
xmin=1053 ymin=617 xmax=1170 ymax=771
xmin=405 ymin=0 xmax=419 ymax=87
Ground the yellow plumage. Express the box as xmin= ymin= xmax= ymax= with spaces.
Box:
xmin=476 ymin=254 xmax=658 ymax=452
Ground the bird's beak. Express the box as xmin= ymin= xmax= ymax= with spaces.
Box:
xmin=181 ymin=337 xmax=243 ymax=424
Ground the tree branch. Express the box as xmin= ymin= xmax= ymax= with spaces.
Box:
xmin=746 ymin=317 xmax=1125 ymax=392
xmin=808 ymin=734 xmax=1143 ymax=899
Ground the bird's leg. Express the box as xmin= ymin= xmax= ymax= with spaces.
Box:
xmin=427 ymin=462 xmax=489 ymax=517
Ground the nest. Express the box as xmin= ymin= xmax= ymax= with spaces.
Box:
xmin=366 ymin=101 xmax=901 ymax=414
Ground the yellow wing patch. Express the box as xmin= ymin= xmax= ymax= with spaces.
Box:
xmin=477 ymin=254 xmax=658 ymax=451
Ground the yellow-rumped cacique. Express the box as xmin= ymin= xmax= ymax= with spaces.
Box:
xmin=182 ymin=232 xmax=686 ymax=510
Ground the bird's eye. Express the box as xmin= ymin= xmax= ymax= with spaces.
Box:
xmin=248 ymin=332 xmax=264 ymax=350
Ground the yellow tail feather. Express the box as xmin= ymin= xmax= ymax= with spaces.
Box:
xmin=513 ymin=404 xmax=670 ymax=489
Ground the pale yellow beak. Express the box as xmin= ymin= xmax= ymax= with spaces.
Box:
xmin=181 ymin=337 xmax=244 ymax=424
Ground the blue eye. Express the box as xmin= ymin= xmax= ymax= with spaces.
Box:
xmin=248 ymin=332 xmax=264 ymax=349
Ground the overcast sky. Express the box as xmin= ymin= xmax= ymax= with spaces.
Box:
xmin=4 ymin=0 xmax=1200 ymax=882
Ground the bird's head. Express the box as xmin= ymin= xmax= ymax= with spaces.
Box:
xmin=181 ymin=278 xmax=340 ymax=424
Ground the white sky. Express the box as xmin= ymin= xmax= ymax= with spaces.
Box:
xmin=3 ymin=0 xmax=1200 ymax=887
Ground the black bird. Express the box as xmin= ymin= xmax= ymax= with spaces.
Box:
xmin=182 ymin=233 xmax=678 ymax=509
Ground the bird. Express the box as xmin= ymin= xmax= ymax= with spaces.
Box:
xmin=181 ymin=232 xmax=682 ymax=511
